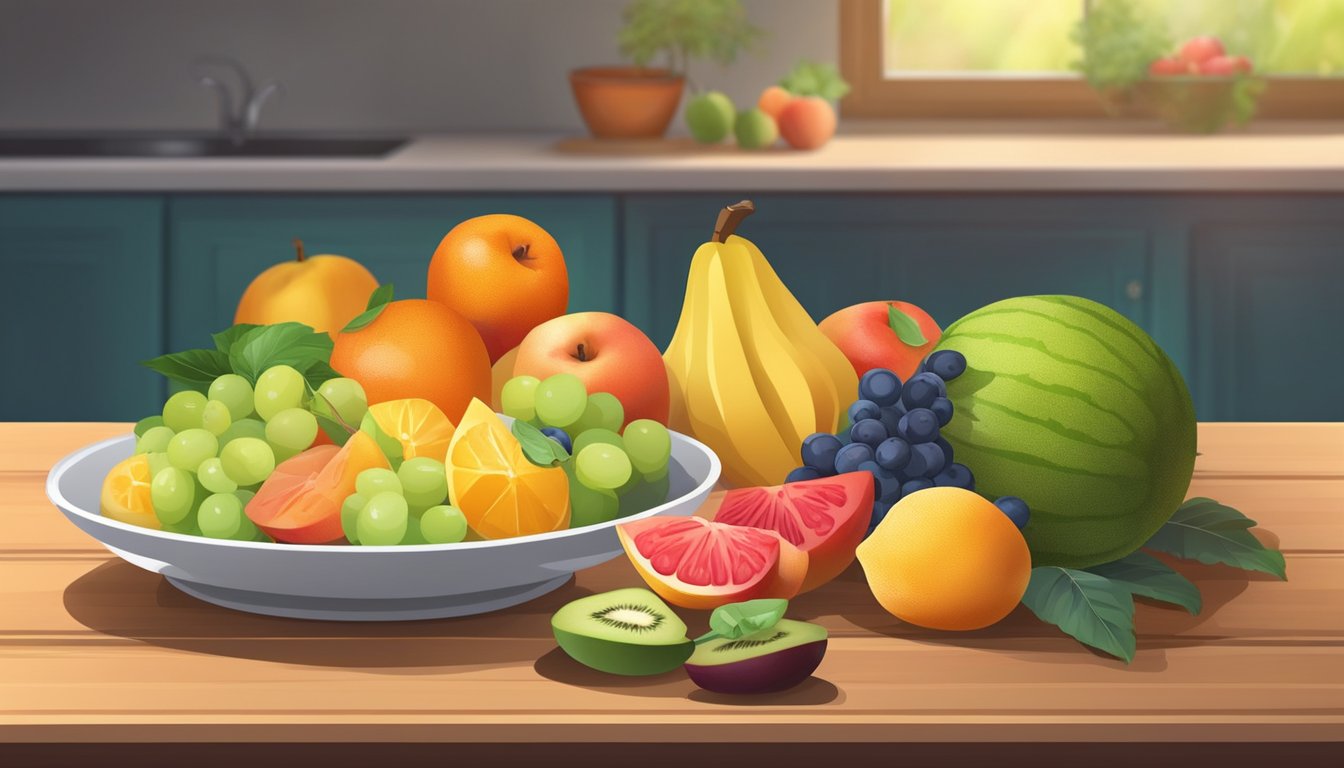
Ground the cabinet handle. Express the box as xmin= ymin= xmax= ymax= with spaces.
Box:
xmin=1126 ymin=280 xmax=1144 ymax=301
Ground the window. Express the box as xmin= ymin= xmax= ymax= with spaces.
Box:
xmin=840 ymin=0 xmax=1344 ymax=118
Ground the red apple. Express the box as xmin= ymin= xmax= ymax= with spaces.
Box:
xmin=818 ymin=301 xmax=941 ymax=381
xmin=1200 ymin=54 xmax=1253 ymax=76
xmin=514 ymin=312 xmax=670 ymax=426
xmin=1179 ymin=36 xmax=1225 ymax=66
xmin=1149 ymin=56 xmax=1193 ymax=77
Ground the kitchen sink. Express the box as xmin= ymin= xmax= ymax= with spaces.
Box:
xmin=0 ymin=135 xmax=408 ymax=158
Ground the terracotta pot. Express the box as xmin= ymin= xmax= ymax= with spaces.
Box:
xmin=569 ymin=67 xmax=686 ymax=139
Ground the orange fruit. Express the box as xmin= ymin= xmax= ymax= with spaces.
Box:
xmin=330 ymin=299 xmax=491 ymax=425
xmin=758 ymin=85 xmax=794 ymax=119
xmin=856 ymin=487 xmax=1032 ymax=631
xmin=427 ymin=214 xmax=569 ymax=363
xmin=245 ymin=431 xmax=389 ymax=544
xmin=365 ymin=398 xmax=456 ymax=463
xmin=446 ymin=398 xmax=570 ymax=539
xmin=100 ymin=454 xmax=160 ymax=529
xmin=235 ymin=240 xmax=379 ymax=336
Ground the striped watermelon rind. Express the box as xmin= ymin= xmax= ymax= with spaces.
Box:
xmin=933 ymin=295 xmax=1197 ymax=569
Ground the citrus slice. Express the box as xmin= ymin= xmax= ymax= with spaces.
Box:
xmin=100 ymin=453 xmax=161 ymax=529
xmin=446 ymin=398 xmax=570 ymax=539
xmin=366 ymin=398 xmax=456 ymax=462
xmin=246 ymin=431 xmax=389 ymax=544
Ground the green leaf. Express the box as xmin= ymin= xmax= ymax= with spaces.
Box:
xmin=140 ymin=348 xmax=232 ymax=394
xmin=302 ymin=360 xmax=344 ymax=392
xmin=1144 ymin=498 xmax=1286 ymax=579
xmin=695 ymin=599 xmax=789 ymax=644
xmin=1022 ymin=566 xmax=1136 ymax=663
xmin=358 ymin=411 xmax=404 ymax=470
xmin=1087 ymin=551 xmax=1202 ymax=615
xmin=211 ymin=323 xmax=260 ymax=355
xmin=512 ymin=419 xmax=569 ymax=466
xmin=780 ymin=60 xmax=850 ymax=101
xmin=342 ymin=283 xmax=394 ymax=333
xmin=313 ymin=411 xmax=353 ymax=447
xmin=887 ymin=303 xmax=928 ymax=346
xmin=228 ymin=322 xmax=334 ymax=384
xmin=618 ymin=0 xmax=761 ymax=71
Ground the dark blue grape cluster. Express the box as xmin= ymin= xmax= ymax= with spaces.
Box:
xmin=785 ymin=349 xmax=1030 ymax=534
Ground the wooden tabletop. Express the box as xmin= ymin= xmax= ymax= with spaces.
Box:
xmin=2 ymin=423 xmax=1342 ymax=765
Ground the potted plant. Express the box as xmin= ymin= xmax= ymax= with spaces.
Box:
xmin=570 ymin=0 xmax=760 ymax=140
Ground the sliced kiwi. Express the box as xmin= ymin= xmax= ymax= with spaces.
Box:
xmin=685 ymin=618 xmax=828 ymax=694
xmin=551 ymin=588 xmax=694 ymax=676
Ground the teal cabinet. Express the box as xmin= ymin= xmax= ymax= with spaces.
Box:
xmin=168 ymin=196 xmax=618 ymax=351
xmin=0 ymin=196 xmax=165 ymax=421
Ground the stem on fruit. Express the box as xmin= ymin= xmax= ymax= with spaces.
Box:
xmin=712 ymin=200 xmax=755 ymax=243
xmin=293 ymin=238 xmax=306 ymax=262
xmin=575 ymin=343 xmax=588 ymax=362
xmin=512 ymin=244 xmax=531 ymax=262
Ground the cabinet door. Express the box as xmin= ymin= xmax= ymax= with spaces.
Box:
xmin=168 ymin=196 xmax=617 ymax=351
xmin=0 ymin=196 xmax=165 ymax=421
xmin=623 ymin=196 xmax=1157 ymax=350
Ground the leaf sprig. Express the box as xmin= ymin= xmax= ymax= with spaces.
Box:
xmin=142 ymin=321 xmax=339 ymax=394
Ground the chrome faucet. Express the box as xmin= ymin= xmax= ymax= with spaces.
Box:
xmin=194 ymin=57 xmax=282 ymax=145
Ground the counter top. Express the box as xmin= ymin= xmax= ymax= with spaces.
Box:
xmin=2 ymin=123 xmax=1343 ymax=193
xmin=3 ymin=422 xmax=1342 ymax=764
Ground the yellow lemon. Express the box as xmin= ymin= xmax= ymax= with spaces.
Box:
xmin=100 ymin=454 xmax=161 ymax=530
xmin=366 ymin=398 xmax=456 ymax=463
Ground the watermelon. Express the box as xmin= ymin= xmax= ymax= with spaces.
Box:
xmin=932 ymin=295 xmax=1196 ymax=569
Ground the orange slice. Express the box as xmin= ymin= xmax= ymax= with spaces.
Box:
xmin=366 ymin=398 xmax=456 ymax=462
xmin=100 ymin=454 xmax=161 ymax=529
xmin=447 ymin=398 xmax=570 ymax=539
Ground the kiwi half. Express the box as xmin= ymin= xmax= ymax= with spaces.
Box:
xmin=685 ymin=618 xmax=828 ymax=694
xmin=551 ymin=588 xmax=695 ymax=676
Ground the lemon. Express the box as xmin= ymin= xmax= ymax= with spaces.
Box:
xmin=100 ymin=454 xmax=161 ymax=530
xmin=366 ymin=398 xmax=456 ymax=463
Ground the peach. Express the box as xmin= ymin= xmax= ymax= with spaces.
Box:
xmin=758 ymin=85 xmax=794 ymax=119
xmin=819 ymin=301 xmax=942 ymax=381
xmin=235 ymin=240 xmax=378 ymax=337
xmin=777 ymin=96 xmax=837 ymax=151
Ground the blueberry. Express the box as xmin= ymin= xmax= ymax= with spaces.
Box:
xmin=858 ymin=368 xmax=902 ymax=407
xmin=850 ymin=418 xmax=887 ymax=448
xmin=897 ymin=408 xmax=940 ymax=444
xmin=874 ymin=437 xmax=911 ymax=472
xmin=848 ymin=399 xmax=880 ymax=424
xmin=875 ymin=469 xmax=902 ymax=504
xmin=834 ymin=442 xmax=874 ymax=475
xmin=785 ymin=466 xmax=823 ymax=484
xmin=995 ymin=496 xmax=1031 ymax=529
xmin=930 ymin=397 xmax=954 ymax=426
xmin=926 ymin=350 xmax=967 ymax=381
xmin=869 ymin=500 xmax=890 ymax=532
xmin=878 ymin=406 xmax=903 ymax=437
xmin=901 ymin=372 xmax=946 ymax=409
xmin=856 ymin=459 xmax=883 ymax=496
xmin=901 ymin=478 xmax=933 ymax=497
xmin=933 ymin=462 xmax=975 ymax=490
xmin=800 ymin=433 xmax=842 ymax=474
xmin=540 ymin=427 xmax=572 ymax=453
xmin=935 ymin=436 xmax=954 ymax=466
xmin=904 ymin=441 xmax=946 ymax=477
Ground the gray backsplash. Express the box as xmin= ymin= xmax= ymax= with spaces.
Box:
xmin=0 ymin=0 xmax=837 ymax=134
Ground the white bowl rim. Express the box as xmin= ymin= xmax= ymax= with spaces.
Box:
xmin=48 ymin=428 xmax=721 ymax=554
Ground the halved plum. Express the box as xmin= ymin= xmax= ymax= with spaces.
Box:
xmin=685 ymin=618 xmax=828 ymax=694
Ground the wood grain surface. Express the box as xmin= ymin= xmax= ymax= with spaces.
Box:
xmin=2 ymin=423 xmax=1341 ymax=761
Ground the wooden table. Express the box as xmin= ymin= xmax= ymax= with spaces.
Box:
xmin=3 ymin=423 xmax=1341 ymax=766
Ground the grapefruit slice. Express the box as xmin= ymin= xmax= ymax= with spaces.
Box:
xmin=366 ymin=398 xmax=455 ymax=462
xmin=617 ymin=516 xmax=809 ymax=610
xmin=100 ymin=453 xmax=161 ymax=530
xmin=246 ymin=430 xmax=389 ymax=544
xmin=715 ymin=471 xmax=874 ymax=592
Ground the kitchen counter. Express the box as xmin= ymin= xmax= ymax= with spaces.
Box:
xmin=2 ymin=422 xmax=1342 ymax=765
xmin=1 ymin=122 xmax=1343 ymax=192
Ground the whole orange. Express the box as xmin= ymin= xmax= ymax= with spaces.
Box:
xmin=427 ymin=215 xmax=569 ymax=364
xmin=330 ymin=299 xmax=491 ymax=424
xmin=235 ymin=240 xmax=378 ymax=336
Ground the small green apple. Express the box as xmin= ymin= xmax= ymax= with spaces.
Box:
xmin=685 ymin=91 xmax=735 ymax=144
xmin=734 ymin=108 xmax=779 ymax=150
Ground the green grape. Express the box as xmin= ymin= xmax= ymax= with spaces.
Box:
xmin=198 ymin=493 xmax=243 ymax=539
xmin=208 ymin=374 xmax=255 ymax=420
xmin=167 ymin=428 xmax=218 ymax=472
xmin=575 ymin=443 xmax=633 ymax=491
xmin=500 ymin=375 xmax=541 ymax=421
xmin=622 ymin=419 xmax=672 ymax=475
xmin=420 ymin=505 xmax=469 ymax=544
xmin=534 ymin=373 xmax=588 ymax=428
xmin=136 ymin=425 xmax=175 ymax=455
xmin=265 ymin=408 xmax=318 ymax=457
xmin=314 ymin=377 xmax=368 ymax=427
xmin=197 ymin=457 xmax=238 ymax=494
xmin=356 ymin=467 xmax=402 ymax=498
xmin=563 ymin=460 xmax=620 ymax=528
xmin=233 ymin=488 xmax=256 ymax=506
xmin=397 ymin=457 xmax=447 ymax=509
xmin=340 ymin=492 xmax=368 ymax=543
xmin=151 ymin=466 xmax=196 ymax=525
xmin=134 ymin=415 xmax=164 ymax=437
xmin=400 ymin=516 xmax=427 ymax=545
xmin=572 ymin=428 xmax=623 ymax=455
xmin=253 ymin=364 xmax=306 ymax=421
xmin=202 ymin=400 xmax=233 ymax=436
xmin=220 ymin=437 xmax=275 ymax=486
xmin=162 ymin=390 xmax=208 ymax=431
xmin=234 ymin=511 xmax=260 ymax=542
xmin=145 ymin=451 xmax=172 ymax=477
xmin=219 ymin=417 xmax=267 ymax=448
xmin=586 ymin=392 xmax=625 ymax=433
xmin=357 ymin=492 xmax=408 ymax=546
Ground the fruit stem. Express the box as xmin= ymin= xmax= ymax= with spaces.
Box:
xmin=576 ymin=343 xmax=588 ymax=362
xmin=712 ymin=200 xmax=755 ymax=243
xmin=293 ymin=238 xmax=305 ymax=263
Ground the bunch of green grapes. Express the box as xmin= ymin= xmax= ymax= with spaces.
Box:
xmin=500 ymin=373 xmax=673 ymax=529
xmin=340 ymin=459 xmax=467 ymax=546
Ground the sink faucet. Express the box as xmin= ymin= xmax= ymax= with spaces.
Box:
xmin=194 ymin=57 xmax=282 ymax=145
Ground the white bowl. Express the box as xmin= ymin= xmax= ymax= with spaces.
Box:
xmin=47 ymin=427 xmax=720 ymax=621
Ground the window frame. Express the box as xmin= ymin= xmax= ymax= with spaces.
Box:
xmin=839 ymin=0 xmax=1344 ymax=119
